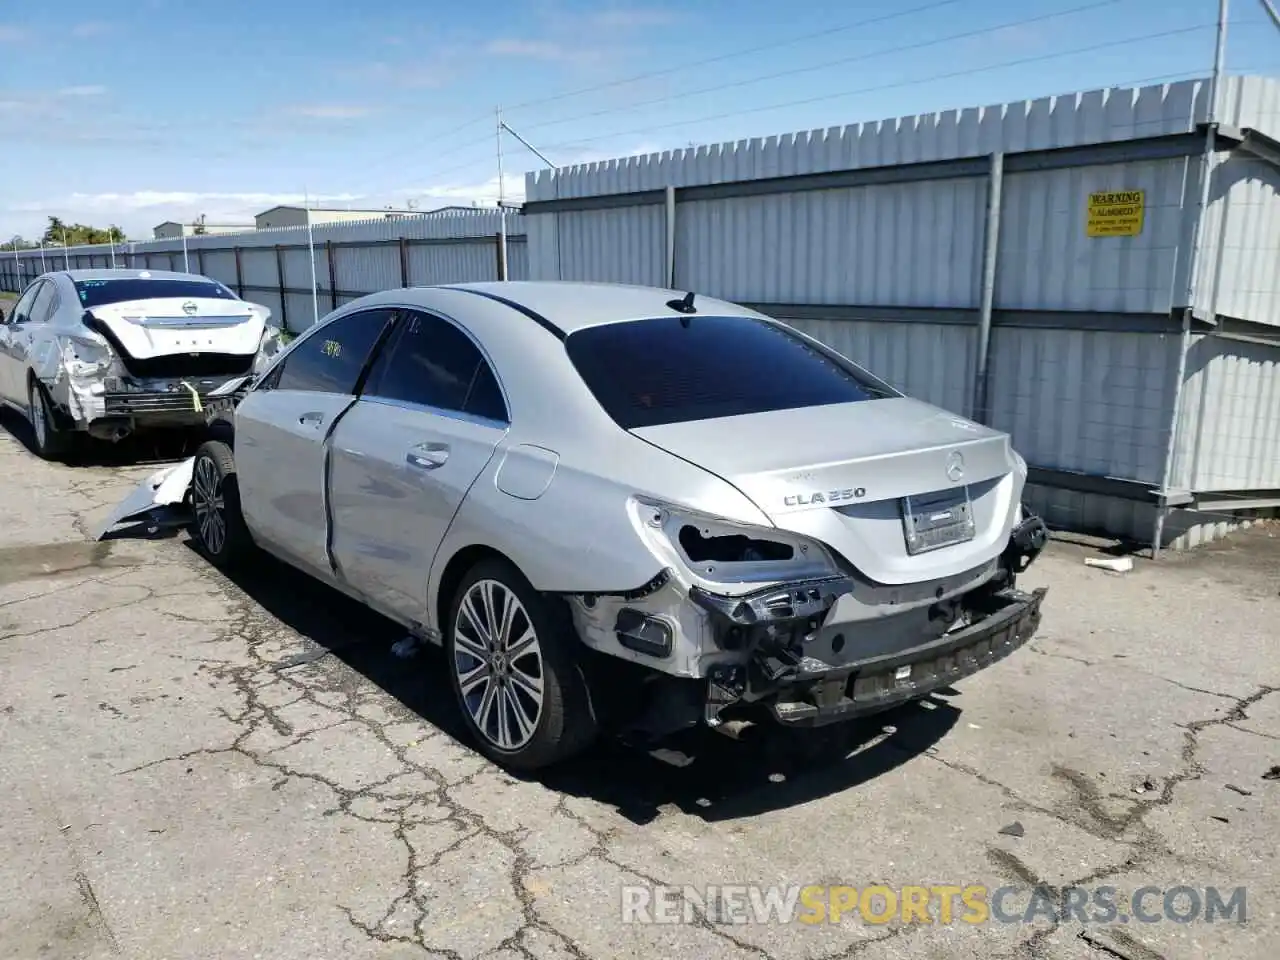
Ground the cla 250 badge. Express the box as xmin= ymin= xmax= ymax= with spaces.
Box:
xmin=784 ymin=487 xmax=866 ymax=507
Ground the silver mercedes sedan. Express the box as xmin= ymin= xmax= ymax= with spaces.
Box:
xmin=100 ymin=281 xmax=1048 ymax=770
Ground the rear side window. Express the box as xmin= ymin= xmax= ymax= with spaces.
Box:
xmin=75 ymin=279 xmax=236 ymax=308
xmin=565 ymin=315 xmax=894 ymax=429
xmin=274 ymin=309 xmax=393 ymax=395
xmin=363 ymin=309 xmax=509 ymax=423
xmin=28 ymin=282 xmax=58 ymax=323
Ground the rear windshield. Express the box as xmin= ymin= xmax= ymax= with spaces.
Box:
xmin=565 ymin=314 xmax=894 ymax=429
xmin=74 ymin=279 xmax=237 ymax=308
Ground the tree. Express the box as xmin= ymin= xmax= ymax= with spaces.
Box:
xmin=40 ymin=217 xmax=126 ymax=246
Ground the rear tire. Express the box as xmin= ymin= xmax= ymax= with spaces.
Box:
xmin=445 ymin=558 xmax=599 ymax=770
xmin=26 ymin=378 xmax=74 ymax=461
xmin=189 ymin=440 xmax=252 ymax=568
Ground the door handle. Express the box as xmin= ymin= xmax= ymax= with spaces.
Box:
xmin=406 ymin=443 xmax=449 ymax=470
xmin=298 ymin=411 xmax=325 ymax=427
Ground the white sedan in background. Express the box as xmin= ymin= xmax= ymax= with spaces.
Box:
xmin=0 ymin=269 xmax=280 ymax=459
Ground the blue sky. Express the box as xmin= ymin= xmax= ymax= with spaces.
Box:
xmin=1 ymin=0 xmax=1277 ymax=239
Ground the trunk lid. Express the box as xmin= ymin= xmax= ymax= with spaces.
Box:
xmin=88 ymin=297 xmax=266 ymax=360
xmin=631 ymin=397 xmax=1022 ymax=585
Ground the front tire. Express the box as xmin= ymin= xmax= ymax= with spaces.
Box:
xmin=189 ymin=440 xmax=251 ymax=567
xmin=446 ymin=558 xmax=598 ymax=770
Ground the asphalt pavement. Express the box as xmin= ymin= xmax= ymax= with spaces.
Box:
xmin=0 ymin=409 xmax=1276 ymax=960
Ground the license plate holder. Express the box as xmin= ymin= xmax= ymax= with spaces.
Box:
xmin=901 ymin=486 xmax=975 ymax=554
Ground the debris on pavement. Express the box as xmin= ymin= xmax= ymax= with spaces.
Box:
xmin=1085 ymin=556 xmax=1134 ymax=573
xmin=1263 ymin=765 xmax=1280 ymax=780
xmin=1133 ymin=777 xmax=1157 ymax=794
xmin=390 ymin=636 xmax=421 ymax=659
xmin=1225 ymin=783 xmax=1253 ymax=797
xmin=998 ymin=821 xmax=1025 ymax=837
xmin=1211 ymin=815 xmax=1231 ymax=824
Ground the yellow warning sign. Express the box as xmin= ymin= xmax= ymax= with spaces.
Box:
xmin=1087 ymin=190 xmax=1145 ymax=237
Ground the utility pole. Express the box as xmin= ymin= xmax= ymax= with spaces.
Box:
xmin=305 ymin=187 xmax=319 ymax=327
xmin=496 ymin=106 xmax=508 ymax=281
xmin=61 ymin=228 xmax=70 ymax=269
xmin=109 ymin=233 xmax=116 ymax=269
xmin=182 ymin=223 xmax=190 ymax=272
xmin=39 ymin=241 xmax=47 ymax=273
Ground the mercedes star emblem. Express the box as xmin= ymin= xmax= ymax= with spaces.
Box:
xmin=946 ymin=451 xmax=965 ymax=482
xmin=182 ymin=301 xmax=199 ymax=316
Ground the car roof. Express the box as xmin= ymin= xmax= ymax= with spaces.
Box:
xmin=365 ymin=281 xmax=763 ymax=336
xmin=54 ymin=269 xmax=213 ymax=283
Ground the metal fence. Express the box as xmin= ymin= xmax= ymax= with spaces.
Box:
xmin=1 ymin=208 xmax=528 ymax=333
xmin=522 ymin=75 xmax=1280 ymax=549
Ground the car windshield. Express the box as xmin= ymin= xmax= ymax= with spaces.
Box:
xmin=564 ymin=314 xmax=895 ymax=429
xmin=74 ymin=279 xmax=237 ymax=308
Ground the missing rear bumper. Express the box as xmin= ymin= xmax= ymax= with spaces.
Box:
xmin=759 ymin=587 xmax=1046 ymax=726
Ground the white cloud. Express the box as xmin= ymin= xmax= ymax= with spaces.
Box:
xmin=3 ymin=191 xmax=365 ymax=239
xmin=286 ymin=104 xmax=378 ymax=120
xmin=56 ymin=85 xmax=107 ymax=98
xmin=484 ymin=38 xmax=602 ymax=66
xmin=588 ymin=7 xmax=679 ymax=29
xmin=71 ymin=22 xmax=113 ymax=38
xmin=350 ymin=60 xmax=452 ymax=89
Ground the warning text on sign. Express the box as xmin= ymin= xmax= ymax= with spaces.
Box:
xmin=1087 ymin=189 xmax=1145 ymax=237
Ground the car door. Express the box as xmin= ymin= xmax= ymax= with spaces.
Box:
xmin=328 ymin=308 xmax=510 ymax=623
xmin=232 ymin=308 xmax=395 ymax=574
xmin=0 ymin=281 xmax=53 ymax=404
xmin=0 ymin=284 xmax=35 ymax=401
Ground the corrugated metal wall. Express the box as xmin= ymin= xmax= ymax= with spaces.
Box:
xmin=1 ymin=209 xmax=528 ymax=332
xmin=1173 ymin=334 xmax=1280 ymax=491
xmin=522 ymin=74 xmax=1280 ymax=547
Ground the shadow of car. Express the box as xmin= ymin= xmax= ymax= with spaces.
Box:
xmin=0 ymin=406 xmax=201 ymax=467
xmin=186 ymin=537 xmax=962 ymax=824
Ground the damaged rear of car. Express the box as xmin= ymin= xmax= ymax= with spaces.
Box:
xmin=0 ymin=269 xmax=280 ymax=458
xmin=551 ymin=309 xmax=1049 ymax=741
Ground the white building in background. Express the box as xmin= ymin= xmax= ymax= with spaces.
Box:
xmin=253 ymin=206 xmax=423 ymax=229
xmin=153 ymin=220 xmax=253 ymax=239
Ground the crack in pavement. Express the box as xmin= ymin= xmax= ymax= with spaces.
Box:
xmin=9 ymin=483 xmax=1272 ymax=960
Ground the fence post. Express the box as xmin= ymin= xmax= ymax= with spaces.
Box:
xmin=275 ymin=244 xmax=288 ymax=331
xmin=326 ymin=240 xmax=338 ymax=309
xmin=234 ymin=246 xmax=244 ymax=297
xmin=494 ymin=233 xmax=506 ymax=282
xmin=399 ymin=237 xmax=409 ymax=287
xmin=664 ymin=185 xmax=677 ymax=289
xmin=972 ymin=151 xmax=1004 ymax=426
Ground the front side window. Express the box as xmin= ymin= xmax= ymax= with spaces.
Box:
xmin=274 ymin=309 xmax=393 ymax=395
xmin=74 ymin=278 xmax=237 ymax=308
xmin=565 ymin=314 xmax=896 ymax=430
xmin=8 ymin=282 xmax=42 ymax=324
xmin=363 ymin=310 xmax=508 ymax=423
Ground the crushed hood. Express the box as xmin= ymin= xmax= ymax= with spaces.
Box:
xmin=632 ymin=397 xmax=1023 ymax=584
xmin=88 ymin=297 xmax=267 ymax=359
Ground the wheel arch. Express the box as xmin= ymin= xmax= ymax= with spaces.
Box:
xmin=432 ymin=543 xmax=523 ymax=638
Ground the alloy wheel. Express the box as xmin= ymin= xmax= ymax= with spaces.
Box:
xmin=192 ymin=455 xmax=226 ymax=555
xmin=452 ymin=579 xmax=545 ymax=751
